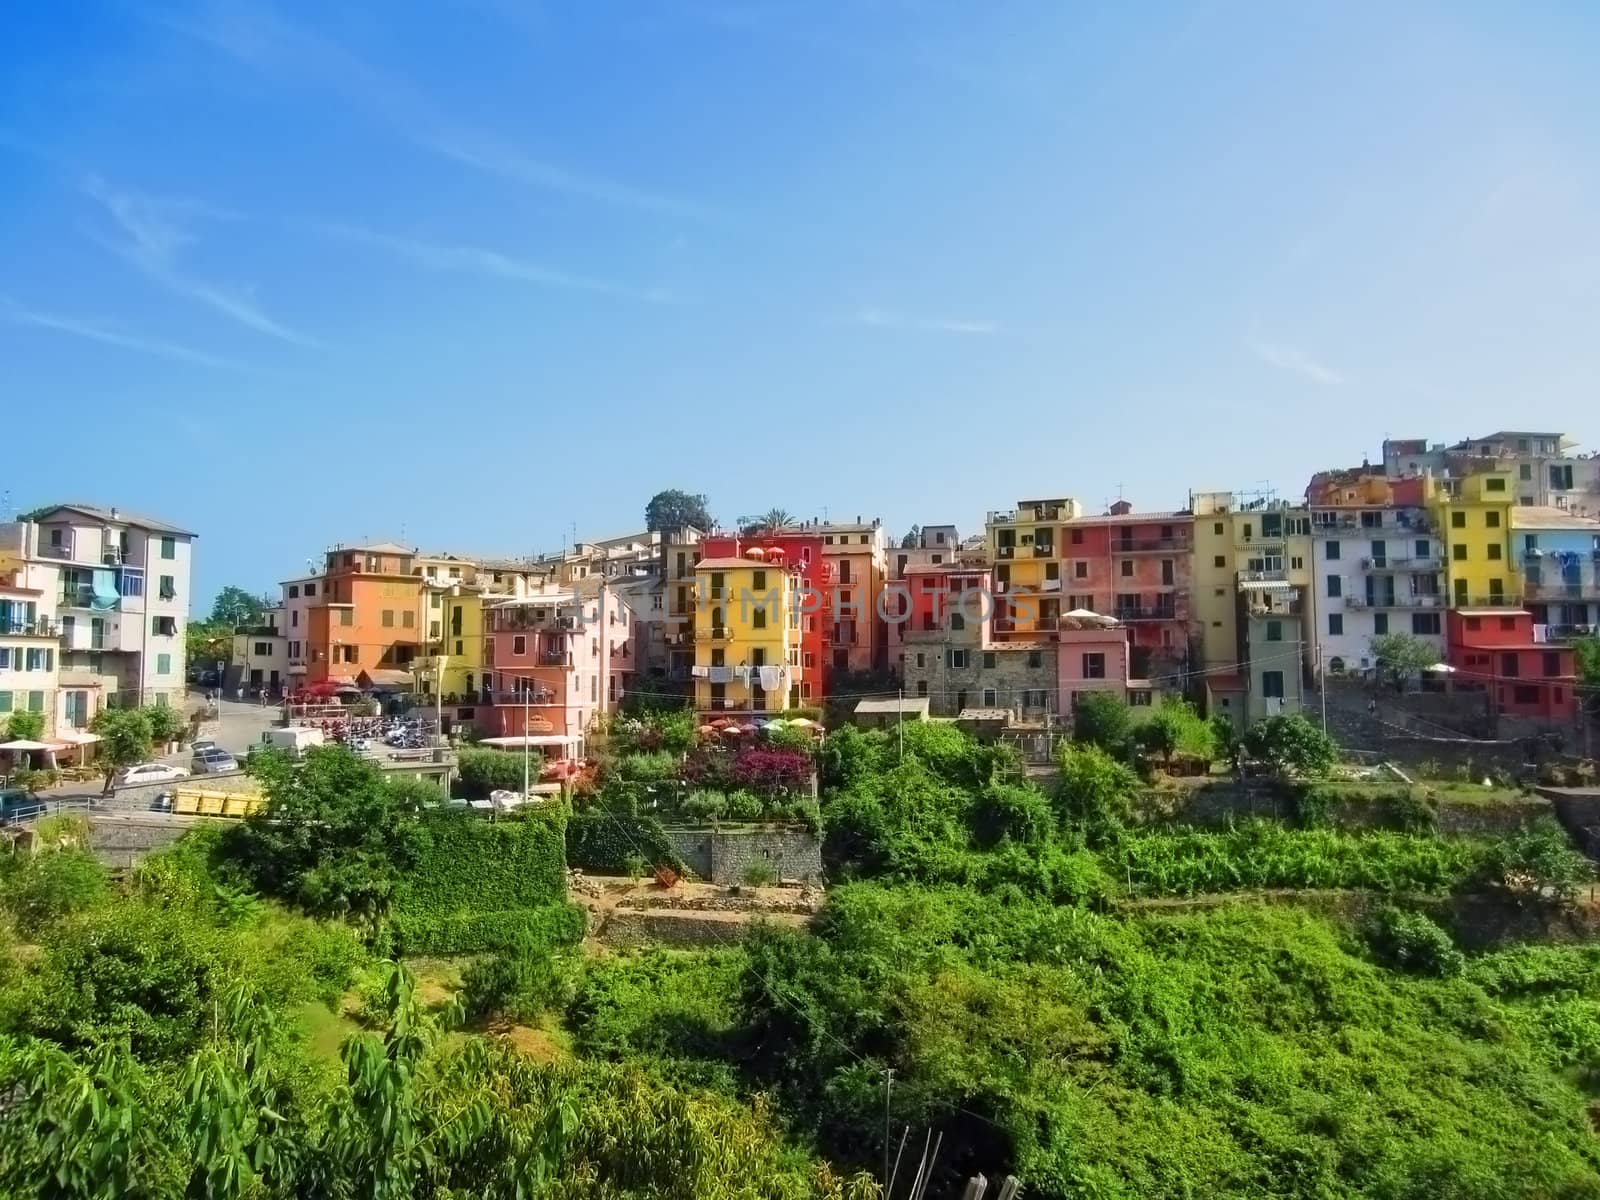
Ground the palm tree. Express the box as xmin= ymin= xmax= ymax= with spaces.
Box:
xmin=759 ymin=508 xmax=795 ymax=532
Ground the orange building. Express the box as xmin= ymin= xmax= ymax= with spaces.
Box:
xmin=300 ymin=542 xmax=428 ymax=687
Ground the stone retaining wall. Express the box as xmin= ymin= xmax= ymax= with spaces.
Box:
xmin=661 ymin=825 xmax=822 ymax=885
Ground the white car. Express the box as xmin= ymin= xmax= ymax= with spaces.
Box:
xmin=115 ymin=762 xmax=191 ymax=787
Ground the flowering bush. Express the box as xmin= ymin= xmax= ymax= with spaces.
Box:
xmin=729 ymin=749 xmax=812 ymax=794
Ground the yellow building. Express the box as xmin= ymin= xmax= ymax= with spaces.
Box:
xmin=692 ymin=555 xmax=801 ymax=712
xmin=1428 ymin=471 xmax=1516 ymax=607
xmin=985 ymin=497 xmax=1080 ymax=635
xmin=1189 ymin=492 xmax=1314 ymax=671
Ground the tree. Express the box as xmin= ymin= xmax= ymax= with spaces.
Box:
xmin=1242 ymin=713 xmax=1337 ymax=778
xmin=757 ymin=508 xmax=794 ymax=533
xmin=143 ymin=704 xmax=187 ymax=747
xmin=1574 ymin=635 xmax=1600 ymax=713
xmin=209 ymin=586 xmax=266 ymax=629
xmin=90 ymin=707 xmax=154 ymax=793
xmin=1370 ymin=632 xmax=1440 ymax=691
xmin=1209 ymin=712 xmax=1241 ymax=773
xmin=899 ymin=525 xmax=921 ymax=549
xmin=644 ymin=489 xmax=713 ymax=533
xmin=187 ymin=621 xmax=230 ymax=677
xmin=229 ymin=746 xmax=431 ymax=926
xmin=1073 ymin=691 xmax=1133 ymax=755
xmin=1054 ymin=742 xmax=1139 ymax=843
xmin=1133 ymin=709 xmax=1182 ymax=769
xmin=5 ymin=709 xmax=45 ymax=742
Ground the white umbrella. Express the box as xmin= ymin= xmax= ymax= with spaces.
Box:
xmin=52 ymin=731 xmax=101 ymax=745
xmin=1063 ymin=608 xmax=1119 ymax=627
xmin=0 ymin=739 xmax=56 ymax=752
xmin=1423 ymin=663 xmax=1457 ymax=674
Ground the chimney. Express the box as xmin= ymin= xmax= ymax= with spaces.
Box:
xmin=110 ymin=507 xmax=119 ymax=521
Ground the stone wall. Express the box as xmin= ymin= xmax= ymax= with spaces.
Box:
xmin=661 ymin=824 xmax=822 ymax=885
xmin=87 ymin=814 xmax=202 ymax=870
xmin=1135 ymin=780 xmax=1553 ymax=836
xmin=901 ymin=639 xmax=1056 ymax=718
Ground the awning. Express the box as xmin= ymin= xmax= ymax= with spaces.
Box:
xmin=359 ymin=669 xmax=415 ymax=690
xmin=91 ymin=569 xmax=120 ymax=610
xmin=0 ymin=739 xmax=57 ymax=752
xmin=480 ymin=734 xmax=581 ymax=747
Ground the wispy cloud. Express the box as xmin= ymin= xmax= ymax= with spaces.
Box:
xmin=316 ymin=223 xmax=678 ymax=304
xmin=0 ymin=298 xmax=245 ymax=369
xmin=1248 ymin=339 xmax=1344 ymax=386
xmin=84 ymin=175 xmax=313 ymax=345
xmin=850 ymin=307 xmax=1000 ymax=336
xmin=154 ymin=0 xmax=717 ymax=220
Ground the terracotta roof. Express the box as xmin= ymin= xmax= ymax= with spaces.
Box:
xmin=694 ymin=556 xmax=790 ymax=571
xmin=1510 ymin=506 xmax=1600 ymax=531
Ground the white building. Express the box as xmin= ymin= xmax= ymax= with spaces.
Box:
xmin=228 ymin=604 xmax=287 ymax=694
xmin=0 ymin=504 xmax=195 ymax=732
xmin=1309 ymin=503 xmax=1445 ymax=679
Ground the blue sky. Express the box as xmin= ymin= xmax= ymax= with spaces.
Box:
xmin=3 ymin=1 xmax=1598 ymax=608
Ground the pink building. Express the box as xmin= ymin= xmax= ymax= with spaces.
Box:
xmin=485 ymin=588 xmax=628 ymax=745
xmin=1056 ymin=625 xmax=1134 ymax=711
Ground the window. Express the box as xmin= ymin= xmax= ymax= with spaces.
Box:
xmin=1550 ymin=464 xmax=1574 ymax=490
xmin=982 ymin=688 xmax=997 ymax=707
xmin=1500 ymin=653 xmax=1519 ymax=678
xmin=1213 ymin=555 xmax=1226 ymax=568
xmin=1046 ymin=562 xmax=1060 ymax=581
xmin=752 ymin=569 xmax=767 ymax=591
xmin=983 ymin=651 xmax=996 ymax=669
xmin=512 ymin=635 xmax=526 ymax=655
xmin=291 ymin=610 xmax=299 ymax=627
xmin=1130 ymin=689 xmax=1152 ymax=706
xmin=1291 ymin=556 xmax=1303 ymax=570
xmin=752 ymin=607 xmax=767 ymax=629
xmin=1412 ymin=612 xmax=1441 ymax=635
xmin=1451 ymin=511 xmax=1466 ymax=528
xmin=1325 ymin=541 xmax=1340 ymax=560
xmin=914 ymin=653 xmax=924 ymax=668
xmin=1487 ymin=544 xmax=1502 ymax=560
xmin=151 ymin=616 xmax=177 ymax=636
xmin=949 ymin=649 xmax=969 ymax=669
xmin=916 ymin=680 xmax=928 ymax=697
xmin=27 ymin=691 xmax=44 ymax=712
xmin=1513 ymin=685 xmax=1540 ymax=705
xmin=1327 ymin=576 xmax=1341 ymax=598
xmin=1520 ymin=463 xmax=1533 ymax=480
xmin=1266 ymin=620 xmax=1282 ymax=642
xmin=1373 ymin=612 xmax=1389 ymax=635
xmin=159 ymin=575 xmax=176 ymax=600
xmin=0 ymin=692 xmax=10 ymax=712
xmin=1485 ymin=511 xmax=1501 ymax=529
xmin=1415 ymin=539 xmax=1430 ymax=558
xmin=160 ymin=536 xmax=175 ymax=559
xmin=1499 ymin=616 xmax=1515 ymax=631
xmin=289 ymin=640 xmax=300 ymax=657
xmin=120 ymin=570 xmax=143 ymax=597
xmin=24 ymin=648 xmax=53 ymax=671
xmin=0 ymin=649 xmax=8 ymax=669
xmin=305 ymin=582 xmax=316 ymax=597
xmin=1544 ymin=651 xmax=1562 ymax=676
xmin=1082 ymin=653 xmax=1106 ymax=679
xmin=1486 ymin=477 xmax=1506 ymax=492
xmin=1328 ymin=614 xmax=1343 ymax=636
xmin=1361 ymin=511 xmax=1382 ymax=529
xmin=1071 ymin=529 xmax=1084 ymax=545
xmin=402 ymin=610 xmax=415 ymax=628
xmin=254 ymin=641 xmax=272 ymax=656
xmin=1028 ymin=650 xmax=1042 ymax=668
xmin=1261 ymin=670 xmax=1285 ymax=698
xmin=1453 ymin=544 xmax=1467 ymax=561
xmin=288 ymin=585 xmax=300 ymax=598
xmin=949 ymin=612 xmax=965 ymax=631
xmin=1120 ymin=560 xmax=1133 ymax=577
xmin=156 ymin=653 xmax=171 ymax=675
xmin=381 ymin=610 xmax=394 ymax=628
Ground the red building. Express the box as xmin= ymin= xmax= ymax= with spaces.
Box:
xmin=1445 ymin=607 xmax=1578 ymax=720
xmin=699 ymin=532 xmax=829 ymax=701
xmin=995 ymin=502 xmax=1192 ymax=680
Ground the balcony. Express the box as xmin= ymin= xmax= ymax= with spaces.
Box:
xmin=58 ymin=587 xmax=121 ymax=612
xmin=1524 ymin=582 xmax=1600 ymax=603
xmin=1457 ymin=595 xmax=1520 ymax=609
xmin=1115 ymin=607 xmax=1182 ymax=622
xmin=1534 ymin=623 xmax=1597 ymax=644
xmin=538 ymin=650 xmax=570 ymax=666
xmin=1 ymin=617 xmax=60 ymax=637
xmin=1035 ymin=615 xmax=1059 ymax=631
xmin=1112 ymin=536 xmax=1191 ymax=554
xmin=996 ymin=545 xmax=1015 ymax=559
xmin=1235 ymin=537 xmax=1286 ymax=552
xmin=1246 ymin=598 xmax=1302 ymax=617
xmin=707 ymin=625 xmax=732 ymax=641
xmin=1031 ymin=544 xmax=1055 ymax=558
xmin=1343 ymin=593 xmax=1444 ymax=610
xmin=490 ymin=690 xmax=560 ymax=706
xmin=1237 ymin=569 xmax=1288 ymax=584
xmin=1360 ymin=556 xmax=1443 ymax=572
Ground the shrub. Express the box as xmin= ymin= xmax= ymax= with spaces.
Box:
xmin=4 ymin=709 xmax=45 ymax=742
xmin=620 ymin=751 xmax=680 ymax=783
xmin=1243 ymin=714 xmax=1338 ymax=778
xmin=971 ymin=781 xmax=1055 ymax=848
xmin=1054 ymin=743 xmax=1139 ymax=843
xmin=1366 ymin=905 xmax=1464 ymax=976
xmin=462 ymin=935 xmax=580 ymax=1024
xmin=1475 ymin=819 xmax=1593 ymax=906
xmin=1 ymin=849 xmax=110 ymax=936
xmin=724 ymin=789 xmax=764 ymax=822
xmin=456 ymin=748 xmax=528 ymax=797
xmin=1073 ymin=692 xmax=1132 ymax=755
xmin=682 ymin=789 xmax=728 ymax=822
xmin=729 ymin=749 xmax=812 ymax=793
xmin=390 ymin=902 xmax=586 ymax=957
xmin=566 ymin=811 xmax=685 ymax=876
xmin=741 ymin=860 xmax=778 ymax=888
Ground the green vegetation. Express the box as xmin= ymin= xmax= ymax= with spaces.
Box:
xmin=3 ymin=709 xmax=45 ymax=742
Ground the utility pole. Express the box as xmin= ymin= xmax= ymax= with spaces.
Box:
xmin=883 ymin=1068 xmax=894 ymax=1195
xmin=898 ymin=688 xmax=904 ymax=762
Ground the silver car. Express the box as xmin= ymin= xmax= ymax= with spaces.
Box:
xmin=190 ymin=748 xmax=239 ymax=774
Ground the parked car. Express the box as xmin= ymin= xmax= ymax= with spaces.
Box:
xmin=190 ymin=748 xmax=239 ymax=774
xmin=189 ymin=738 xmax=220 ymax=756
xmin=114 ymin=762 xmax=190 ymax=787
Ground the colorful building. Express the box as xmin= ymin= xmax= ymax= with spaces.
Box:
xmin=300 ymin=542 xmax=427 ymax=689
xmin=986 ymin=496 xmax=1079 ymax=637
xmin=485 ymin=587 xmax=623 ymax=741
xmin=1307 ymin=472 xmax=1444 ymax=677
xmin=1513 ymin=506 xmax=1600 ymax=640
xmin=691 ymin=553 xmax=805 ymax=712
xmin=1445 ymin=608 xmax=1578 ymax=720
xmin=1429 ymin=472 xmax=1517 ymax=608
xmin=698 ymin=531 xmax=826 ymax=704
xmin=814 ymin=519 xmax=888 ymax=676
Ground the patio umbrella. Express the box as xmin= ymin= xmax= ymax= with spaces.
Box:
xmin=1423 ymin=663 xmax=1457 ymax=673
xmin=1064 ymin=608 xmax=1118 ymax=626
xmin=0 ymin=740 xmax=56 ymax=753
xmin=785 ymin=717 xmax=819 ymax=728
xmin=697 ymin=724 xmax=718 ymax=736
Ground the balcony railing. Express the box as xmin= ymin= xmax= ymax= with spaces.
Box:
xmin=1112 ymin=537 xmax=1190 ymax=554
xmin=1524 ymin=582 xmax=1600 ymax=602
xmin=1360 ymin=556 xmax=1443 ymax=572
xmin=1534 ymin=623 xmax=1597 ymax=643
xmin=1247 ymin=600 xmax=1303 ymax=617
xmin=1237 ymin=569 xmax=1288 ymax=583
xmin=996 ymin=545 xmax=1015 ymax=559
xmin=1457 ymin=595 xmax=1519 ymax=609
xmin=708 ymin=626 xmax=732 ymax=640
xmin=538 ymin=651 xmax=570 ymax=666
xmin=1344 ymin=593 xmax=1444 ymax=609
xmin=1031 ymin=544 xmax=1054 ymax=558
xmin=1235 ymin=537 xmax=1286 ymax=551
xmin=1115 ymin=607 xmax=1181 ymax=622
xmin=490 ymin=690 xmax=560 ymax=706
xmin=1 ymin=618 xmax=59 ymax=637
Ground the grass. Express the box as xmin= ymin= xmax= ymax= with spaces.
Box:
xmin=296 ymin=1000 xmax=361 ymax=1064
